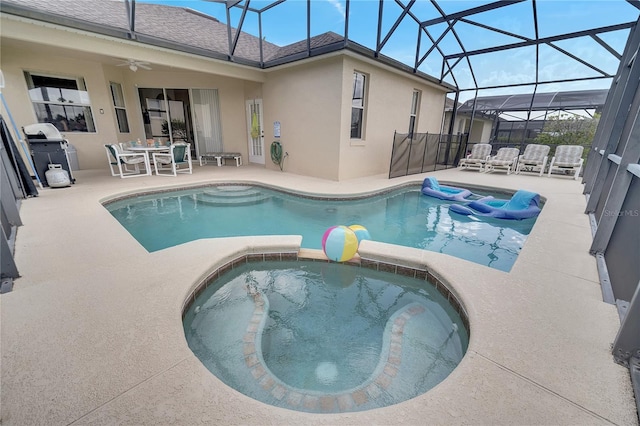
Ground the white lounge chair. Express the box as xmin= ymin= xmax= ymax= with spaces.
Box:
xmin=458 ymin=143 xmax=492 ymax=172
xmin=515 ymin=144 xmax=550 ymax=176
xmin=484 ymin=147 xmax=520 ymax=174
xmin=104 ymin=144 xmax=149 ymax=178
xmin=153 ymin=142 xmax=193 ymax=176
xmin=547 ymin=145 xmax=584 ymax=180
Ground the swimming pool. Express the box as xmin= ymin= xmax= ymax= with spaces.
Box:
xmin=106 ymin=184 xmax=537 ymax=271
xmin=182 ymin=259 xmax=469 ymax=413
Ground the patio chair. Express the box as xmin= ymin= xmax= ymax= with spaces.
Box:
xmin=104 ymin=144 xmax=149 ymax=178
xmin=458 ymin=143 xmax=492 ymax=172
xmin=515 ymin=144 xmax=550 ymax=176
xmin=153 ymin=142 xmax=193 ymax=176
xmin=484 ymin=147 xmax=520 ymax=174
xmin=547 ymin=145 xmax=584 ymax=180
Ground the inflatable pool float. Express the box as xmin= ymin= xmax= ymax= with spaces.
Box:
xmin=421 ymin=177 xmax=473 ymax=202
xmin=449 ymin=189 xmax=541 ymax=220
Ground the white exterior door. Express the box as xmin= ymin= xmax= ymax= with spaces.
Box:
xmin=246 ymin=99 xmax=265 ymax=164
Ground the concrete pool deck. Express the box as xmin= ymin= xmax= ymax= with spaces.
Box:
xmin=2 ymin=166 xmax=637 ymax=425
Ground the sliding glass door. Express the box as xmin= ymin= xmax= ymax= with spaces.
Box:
xmin=138 ymin=88 xmax=193 ymax=148
xmin=138 ymin=88 xmax=223 ymax=158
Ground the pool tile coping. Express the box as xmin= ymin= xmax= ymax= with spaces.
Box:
xmin=181 ymin=249 xmax=470 ymax=347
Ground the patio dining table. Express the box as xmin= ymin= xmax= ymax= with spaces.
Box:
xmin=128 ymin=146 xmax=171 ymax=174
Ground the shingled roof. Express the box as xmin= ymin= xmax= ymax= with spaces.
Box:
xmin=3 ymin=0 xmax=453 ymax=88
xmin=2 ymin=0 xmax=287 ymax=63
xmin=269 ymin=31 xmax=345 ymax=62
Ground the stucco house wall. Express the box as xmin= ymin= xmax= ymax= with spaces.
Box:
xmin=0 ymin=15 xmax=264 ymax=170
xmin=262 ymin=54 xmax=448 ymax=181
xmin=2 ymin=48 xmax=254 ymax=170
xmin=338 ymin=55 xmax=448 ymax=181
xmin=442 ymin=113 xmax=494 ymax=144
xmin=1 ymin=43 xmax=121 ymax=170
xmin=119 ymin=69 xmax=251 ymax=159
xmin=442 ymin=112 xmax=466 ymax=136
xmin=1 ymin=12 xmax=452 ymax=181
xmin=262 ymin=56 xmax=344 ymax=180
xmin=468 ymin=118 xmax=493 ymax=143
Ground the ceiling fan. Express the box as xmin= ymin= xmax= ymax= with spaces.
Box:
xmin=116 ymin=59 xmax=152 ymax=72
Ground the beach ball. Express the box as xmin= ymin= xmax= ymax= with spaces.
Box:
xmin=322 ymin=226 xmax=359 ymax=262
xmin=348 ymin=224 xmax=371 ymax=246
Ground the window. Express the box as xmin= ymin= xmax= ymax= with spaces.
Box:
xmin=409 ymin=90 xmax=421 ymax=136
xmin=110 ymin=82 xmax=129 ymax=133
xmin=351 ymin=71 xmax=367 ymax=139
xmin=24 ymin=72 xmax=96 ymax=132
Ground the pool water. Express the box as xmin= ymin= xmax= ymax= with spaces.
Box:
xmin=182 ymin=260 xmax=469 ymax=413
xmin=106 ymin=184 xmax=537 ymax=271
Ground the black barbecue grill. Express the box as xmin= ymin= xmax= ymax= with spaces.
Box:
xmin=23 ymin=123 xmax=76 ymax=187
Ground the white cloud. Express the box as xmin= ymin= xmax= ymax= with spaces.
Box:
xmin=326 ymin=0 xmax=346 ymax=19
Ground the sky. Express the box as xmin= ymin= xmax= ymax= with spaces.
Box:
xmin=137 ymin=0 xmax=639 ymax=102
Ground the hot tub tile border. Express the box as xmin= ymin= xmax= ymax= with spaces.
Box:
xmin=183 ymin=251 xmax=469 ymax=339
xmin=181 ymin=251 xmax=470 ymax=413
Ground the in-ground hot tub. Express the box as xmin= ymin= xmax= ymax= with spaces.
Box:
xmin=183 ymin=257 xmax=469 ymax=413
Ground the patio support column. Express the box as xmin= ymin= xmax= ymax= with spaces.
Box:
xmin=1 ymin=228 xmax=18 ymax=280
xmin=612 ymin=277 xmax=640 ymax=419
xmin=490 ymin=109 xmax=499 ymax=142
xmin=447 ymin=91 xmax=459 ymax=136
xmin=444 ymin=91 xmax=466 ymax=165
xmin=229 ymin=1 xmax=251 ymax=59
xmin=306 ymin=0 xmax=310 ymax=56
xmin=258 ymin=12 xmax=263 ymax=66
xmin=0 ymin=157 xmax=21 ymax=280
xmin=521 ymin=86 xmax=538 ymax=149
xmin=585 ymin=19 xmax=640 ymax=207
xmin=589 ymin=91 xmax=640 ymax=256
xmin=225 ymin=3 xmax=235 ymax=61
xmin=375 ymin=0 xmax=383 ymax=58
xmin=612 ymin=279 xmax=640 ymax=370
xmin=0 ymin=171 xmax=21 ymax=228
xmin=466 ymin=89 xmax=478 ymax=142
xmin=344 ymin=0 xmax=350 ymax=41
xmin=124 ymin=0 xmax=136 ymax=39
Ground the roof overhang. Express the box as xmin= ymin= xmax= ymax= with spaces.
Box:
xmin=0 ymin=1 xmax=455 ymax=92
xmin=0 ymin=13 xmax=267 ymax=82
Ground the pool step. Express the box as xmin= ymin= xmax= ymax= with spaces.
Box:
xmin=202 ymin=186 xmax=262 ymax=198
xmin=194 ymin=188 xmax=271 ymax=207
